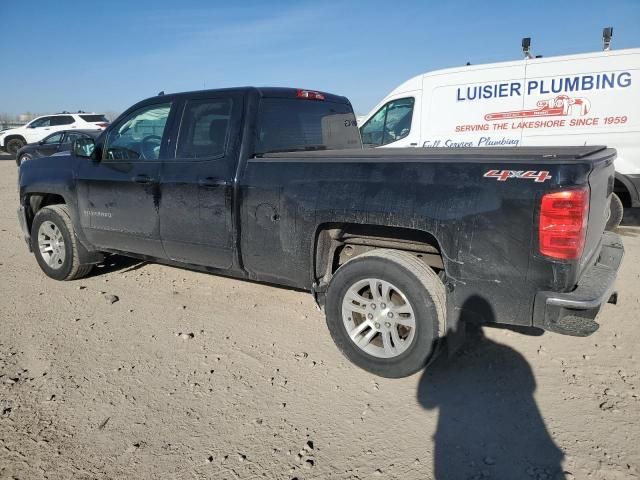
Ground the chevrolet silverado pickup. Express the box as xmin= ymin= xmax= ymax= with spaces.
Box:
xmin=17 ymin=87 xmax=623 ymax=378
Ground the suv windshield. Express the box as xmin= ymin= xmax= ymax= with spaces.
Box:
xmin=255 ymin=98 xmax=361 ymax=155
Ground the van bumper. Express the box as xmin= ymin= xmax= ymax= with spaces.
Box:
xmin=532 ymin=231 xmax=624 ymax=336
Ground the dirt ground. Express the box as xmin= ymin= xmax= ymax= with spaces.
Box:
xmin=0 ymin=157 xmax=639 ymax=480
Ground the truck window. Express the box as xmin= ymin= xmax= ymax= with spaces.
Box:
xmin=361 ymin=97 xmax=414 ymax=146
xmin=254 ymin=98 xmax=361 ymax=154
xmin=105 ymin=103 xmax=171 ymax=161
xmin=176 ymin=98 xmax=232 ymax=159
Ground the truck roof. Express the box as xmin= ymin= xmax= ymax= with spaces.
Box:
xmin=138 ymin=87 xmax=351 ymax=106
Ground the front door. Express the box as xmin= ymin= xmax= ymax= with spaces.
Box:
xmin=159 ymin=94 xmax=242 ymax=269
xmin=76 ymin=102 xmax=173 ymax=257
xmin=36 ymin=132 xmax=65 ymax=157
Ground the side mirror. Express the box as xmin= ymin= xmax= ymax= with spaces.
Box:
xmin=38 ymin=139 xmax=46 ymax=145
xmin=73 ymin=137 xmax=96 ymax=159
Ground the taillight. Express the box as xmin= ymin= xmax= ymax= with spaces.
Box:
xmin=296 ymin=89 xmax=325 ymax=100
xmin=96 ymin=122 xmax=109 ymax=128
xmin=539 ymin=187 xmax=589 ymax=260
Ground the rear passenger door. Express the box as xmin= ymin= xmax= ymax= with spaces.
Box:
xmin=159 ymin=93 xmax=243 ymax=269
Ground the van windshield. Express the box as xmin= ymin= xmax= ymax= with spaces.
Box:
xmin=255 ymin=98 xmax=362 ymax=155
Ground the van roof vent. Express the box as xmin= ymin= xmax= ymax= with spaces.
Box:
xmin=522 ymin=37 xmax=533 ymax=59
xmin=603 ymin=27 xmax=613 ymax=51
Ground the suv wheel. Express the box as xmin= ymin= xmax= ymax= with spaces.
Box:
xmin=325 ymin=249 xmax=446 ymax=378
xmin=31 ymin=205 xmax=93 ymax=281
xmin=6 ymin=138 xmax=25 ymax=155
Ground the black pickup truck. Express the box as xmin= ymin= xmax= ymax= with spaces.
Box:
xmin=18 ymin=87 xmax=623 ymax=377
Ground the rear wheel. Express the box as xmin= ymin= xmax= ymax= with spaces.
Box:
xmin=605 ymin=193 xmax=624 ymax=231
xmin=6 ymin=138 xmax=25 ymax=155
xmin=31 ymin=205 xmax=93 ymax=281
xmin=325 ymin=249 xmax=446 ymax=378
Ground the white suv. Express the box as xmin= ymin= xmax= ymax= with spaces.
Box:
xmin=0 ymin=112 xmax=109 ymax=155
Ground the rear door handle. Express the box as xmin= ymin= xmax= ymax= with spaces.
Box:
xmin=198 ymin=177 xmax=229 ymax=188
xmin=133 ymin=174 xmax=153 ymax=184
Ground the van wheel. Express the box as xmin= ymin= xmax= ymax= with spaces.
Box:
xmin=605 ymin=193 xmax=623 ymax=231
xmin=6 ymin=138 xmax=25 ymax=155
xmin=31 ymin=205 xmax=93 ymax=281
xmin=325 ymin=249 xmax=446 ymax=378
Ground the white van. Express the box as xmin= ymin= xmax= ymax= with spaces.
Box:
xmin=359 ymin=48 xmax=640 ymax=228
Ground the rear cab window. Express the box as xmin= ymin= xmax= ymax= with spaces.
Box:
xmin=254 ymin=94 xmax=361 ymax=155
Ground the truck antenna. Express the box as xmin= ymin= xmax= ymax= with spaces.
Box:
xmin=522 ymin=37 xmax=533 ymax=59
xmin=603 ymin=27 xmax=613 ymax=51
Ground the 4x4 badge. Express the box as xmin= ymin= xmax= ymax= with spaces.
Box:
xmin=483 ymin=170 xmax=552 ymax=182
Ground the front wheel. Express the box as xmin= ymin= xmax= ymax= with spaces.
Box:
xmin=325 ymin=249 xmax=446 ymax=378
xmin=31 ymin=205 xmax=93 ymax=281
xmin=18 ymin=153 xmax=32 ymax=165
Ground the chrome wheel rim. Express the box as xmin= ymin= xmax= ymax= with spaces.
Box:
xmin=342 ymin=278 xmax=416 ymax=358
xmin=38 ymin=221 xmax=66 ymax=269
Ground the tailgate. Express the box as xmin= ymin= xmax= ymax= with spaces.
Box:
xmin=580 ymin=150 xmax=616 ymax=278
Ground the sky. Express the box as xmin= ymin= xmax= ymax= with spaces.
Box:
xmin=1 ymin=0 xmax=639 ymax=117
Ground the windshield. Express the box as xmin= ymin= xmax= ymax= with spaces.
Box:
xmin=255 ymin=98 xmax=361 ymax=155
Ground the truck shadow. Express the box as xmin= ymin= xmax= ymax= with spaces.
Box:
xmin=87 ymin=254 xmax=147 ymax=277
xmin=417 ymin=297 xmax=567 ymax=480
xmin=0 ymin=153 xmax=15 ymax=162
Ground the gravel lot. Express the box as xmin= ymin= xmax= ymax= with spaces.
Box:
xmin=1 ymin=157 xmax=639 ymax=480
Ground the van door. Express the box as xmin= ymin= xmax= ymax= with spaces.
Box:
xmin=360 ymin=93 xmax=422 ymax=147
xmin=420 ymin=65 xmax=526 ymax=149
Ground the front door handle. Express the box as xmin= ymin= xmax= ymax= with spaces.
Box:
xmin=198 ymin=177 xmax=229 ymax=188
xmin=133 ymin=174 xmax=153 ymax=184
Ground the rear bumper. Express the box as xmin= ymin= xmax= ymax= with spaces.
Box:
xmin=532 ymin=231 xmax=624 ymax=336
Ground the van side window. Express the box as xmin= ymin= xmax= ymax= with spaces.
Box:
xmin=175 ymin=98 xmax=232 ymax=160
xmin=360 ymin=97 xmax=415 ymax=146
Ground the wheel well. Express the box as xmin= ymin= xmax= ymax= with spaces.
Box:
xmin=4 ymin=134 xmax=26 ymax=144
xmin=614 ymin=178 xmax=632 ymax=208
xmin=24 ymin=193 xmax=66 ymax=233
xmin=314 ymin=223 xmax=444 ymax=286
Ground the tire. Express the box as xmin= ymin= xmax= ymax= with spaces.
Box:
xmin=605 ymin=193 xmax=624 ymax=231
xmin=19 ymin=153 xmax=32 ymax=166
xmin=31 ymin=204 xmax=93 ymax=281
xmin=325 ymin=248 xmax=446 ymax=378
xmin=6 ymin=138 xmax=25 ymax=156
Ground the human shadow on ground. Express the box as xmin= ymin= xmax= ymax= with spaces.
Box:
xmin=417 ymin=296 xmax=567 ymax=480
